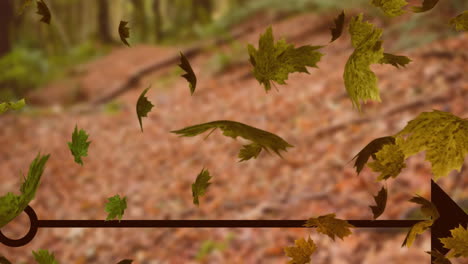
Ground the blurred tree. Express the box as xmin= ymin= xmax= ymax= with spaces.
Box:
xmin=193 ymin=0 xmax=213 ymax=24
xmin=131 ymin=0 xmax=148 ymax=42
xmin=0 ymin=0 xmax=13 ymax=57
xmin=97 ymin=0 xmax=113 ymax=43
xmin=153 ymin=0 xmax=163 ymax=42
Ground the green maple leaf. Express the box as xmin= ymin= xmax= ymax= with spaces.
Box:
xmin=440 ymin=224 xmax=468 ymax=258
xmin=0 ymin=152 xmax=50 ymax=228
xmin=0 ymin=98 xmax=26 ymax=114
xmin=367 ymin=137 xmax=406 ymax=181
xmin=136 ymin=86 xmax=154 ymax=132
xmin=171 ymin=120 xmax=293 ymax=160
xmin=370 ymin=185 xmax=387 ymax=219
xmin=32 ymin=249 xmax=59 ymax=264
xmin=330 ymin=11 xmax=345 ymax=42
xmin=402 ymin=220 xmax=433 ymax=248
xmin=105 ymin=195 xmax=127 ymax=221
xmin=247 ymin=26 xmax=323 ymax=92
xmin=119 ymin=21 xmax=130 ymax=46
xmin=425 ymin=250 xmax=452 ymax=264
xmin=379 ymin=53 xmax=412 ymax=68
xmin=179 ymin=52 xmax=197 ymax=95
xmin=395 ymin=110 xmax=468 ymax=180
xmin=192 ymin=168 xmax=212 ymax=206
xmin=412 ymin=0 xmax=439 ymax=13
xmin=449 ymin=11 xmax=468 ymax=32
xmin=67 ymin=125 xmax=91 ymax=166
xmin=304 ymin=213 xmax=354 ymax=241
xmin=0 ymin=255 xmax=12 ymax=264
xmin=284 ymin=236 xmax=317 ymax=264
xmin=36 ymin=0 xmax=51 ymax=24
xmin=238 ymin=143 xmax=263 ymax=162
xmin=409 ymin=194 xmax=439 ymax=220
xmin=371 ymin=0 xmax=408 ymax=17
xmin=352 ymin=136 xmax=395 ymax=174
xmin=344 ymin=14 xmax=384 ymax=111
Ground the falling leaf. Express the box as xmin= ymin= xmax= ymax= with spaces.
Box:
xmin=412 ymin=0 xmax=439 ymax=13
xmin=18 ymin=0 xmax=34 ymax=15
xmin=171 ymin=120 xmax=293 ymax=160
xmin=67 ymin=125 xmax=91 ymax=166
xmin=395 ymin=110 xmax=468 ymax=180
xmin=425 ymin=250 xmax=452 ymax=264
xmin=440 ymin=224 xmax=468 ymax=258
xmin=36 ymin=0 xmax=51 ymax=24
xmin=330 ymin=11 xmax=345 ymax=42
xmin=32 ymin=249 xmax=59 ymax=264
xmin=449 ymin=11 xmax=468 ymax=31
xmin=343 ymin=14 xmax=384 ymax=111
xmin=116 ymin=260 xmax=133 ymax=264
xmin=304 ymin=213 xmax=354 ymax=241
xmin=178 ymin=52 xmax=197 ymax=95
xmin=192 ymin=168 xmax=212 ymax=206
xmin=409 ymin=195 xmax=440 ymax=220
xmin=352 ymin=136 xmax=395 ymax=174
xmin=0 ymin=255 xmax=12 ymax=264
xmin=136 ymin=86 xmax=154 ymax=132
xmin=119 ymin=21 xmax=130 ymax=46
xmin=371 ymin=0 xmax=408 ymax=17
xmin=379 ymin=53 xmax=412 ymax=68
xmin=370 ymin=185 xmax=387 ymax=219
xmin=105 ymin=195 xmax=127 ymax=221
xmin=247 ymin=26 xmax=323 ymax=92
xmin=0 ymin=98 xmax=26 ymax=114
xmin=367 ymin=138 xmax=406 ymax=181
xmin=402 ymin=220 xmax=433 ymax=247
xmin=0 ymin=153 xmax=50 ymax=228
xmin=284 ymin=236 xmax=317 ymax=264
xmin=238 ymin=143 xmax=263 ymax=162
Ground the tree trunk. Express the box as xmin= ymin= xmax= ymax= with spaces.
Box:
xmin=0 ymin=0 xmax=13 ymax=57
xmin=153 ymin=0 xmax=163 ymax=42
xmin=131 ymin=0 xmax=148 ymax=42
xmin=97 ymin=0 xmax=113 ymax=43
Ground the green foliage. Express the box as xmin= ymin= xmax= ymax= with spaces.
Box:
xmin=401 ymin=220 xmax=433 ymax=248
xmin=171 ymin=120 xmax=294 ymax=160
xmin=440 ymin=225 xmax=468 ymax=258
xmin=32 ymin=249 xmax=58 ymax=264
xmin=304 ymin=213 xmax=354 ymax=241
xmin=238 ymin=143 xmax=263 ymax=162
xmin=178 ymin=52 xmax=197 ymax=95
xmin=0 ymin=153 xmax=50 ymax=228
xmin=195 ymin=233 xmax=234 ymax=261
xmin=449 ymin=11 xmax=468 ymax=31
xmin=0 ymin=99 xmax=26 ymax=114
xmin=369 ymin=185 xmax=387 ymax=219
xmin=371 ymin=0 xmax=408 ymax=17
xmin=136 ymin=86 xmax=154 ymax=132
xmin=192 ymin=168 xmax=212 ymax=206
xmin=67 ymin=125 xmax=91 ymax=166
xmin=395 ymin=110 xmax=468 ymax=180
xmin=367 ymin=139 xmax=406 ymax=181
xmin=284 ymin=236 xmax=317 ymax=264
xmin=248 ymin=26 xmax=323 ymax=92
xmin=352 ymin=136 xmax=395 ymax=174
xmin=344 ymin=14 xmax=384 ymax=111
xmin=379 ymin=53 xmax=412 ymax=68
xmin=105 ymin=195 xmax=127 ymax=221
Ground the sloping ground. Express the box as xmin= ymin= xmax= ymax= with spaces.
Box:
xmin=1 ymin=11 xmax=468 ymax=264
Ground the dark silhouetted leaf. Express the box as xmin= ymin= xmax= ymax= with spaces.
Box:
xmin=0 ymin=255 xmax=12 ymax=264
xmin=116 ymin=260 xmax=133 ymax=264
xmin=105 ymin=195 xmax=127 ymax=221
xmin=192 ymin=168 xmax=212 ymax=206
xmin=67 ymin=125 xmax=91 ymax=166
xmin=409 ymin=195 xmax=440 ymax=220
xmin=284 ymin=236 xmax=317 ymax=264
xmin=119 ymin=21 xmax=130 ymax=46
xmin=36 ymin=0 xmax=51 ymax=24
xmin=426 ymin=250 xmax=452 ymax=264
xmin=379 ymin=53 xmax=412 ymax=68
xmin=136 ymin=86 xmax=154 ymax=132
xmin=370 ymin=185 xmax=387 ymax=219
xmin=330 ymin=11 xmax=345 ymax=42
xmin=171 ymin=120 xmax=294 ymax=160
xmin=179 ymin=52 xmax=197 ymax=95
xmin=248 ymin=26 xmax=323 ymax=92
xmin=412 ymin=0 xmax=439 ymax=13
xmin=352 ymin=136 xmax=395 ymax=174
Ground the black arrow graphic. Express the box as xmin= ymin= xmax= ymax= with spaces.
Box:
xmin=1 ymin=180 xmax=466 ymax=264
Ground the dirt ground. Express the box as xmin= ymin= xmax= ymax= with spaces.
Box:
xmin=1 ymin=11 xmax=467 ymax=264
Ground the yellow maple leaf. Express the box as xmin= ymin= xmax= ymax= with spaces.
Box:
xmin=284 ymin=236 xmax=317 ymax=264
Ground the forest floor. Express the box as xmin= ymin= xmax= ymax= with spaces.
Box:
xmin=1 ymin=10 xmax=468 ymax=264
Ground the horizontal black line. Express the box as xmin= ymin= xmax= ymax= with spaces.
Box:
xmin=37 ymin=220 xmax=422 ymax=228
